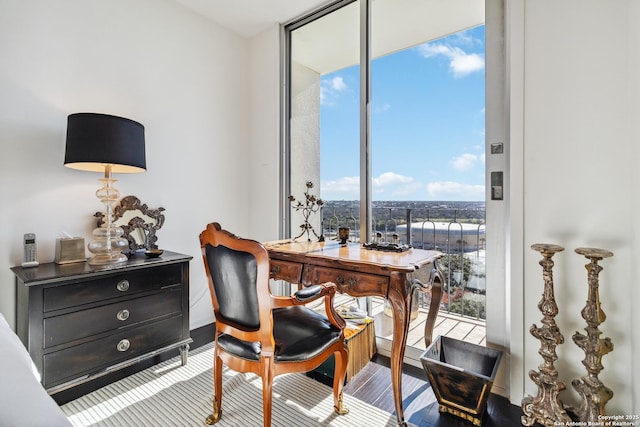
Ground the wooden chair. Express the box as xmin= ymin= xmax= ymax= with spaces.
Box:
xmin=199 ymin=222 xmax=349 ymax=427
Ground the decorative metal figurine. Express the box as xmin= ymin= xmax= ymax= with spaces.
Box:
xmin=522 ymin=243 xmax=572 ymax=427
xmin=288 ymin=181 xmax=324 ymax=242
xmin=569 ymin=247 xmax=614 ymax=422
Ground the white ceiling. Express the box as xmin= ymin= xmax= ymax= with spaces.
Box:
xmin=292 ymin=0 xmax=484 ymax=74
xmin=173 ymin=0 xmax=333 ymax=38
xmin=174 ymin=0 xmax=484 ymax=75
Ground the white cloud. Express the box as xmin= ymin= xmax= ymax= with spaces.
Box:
xmin=427 ymin=181 xmax=485 ymax=200
xmin=374 ymin=103 xmax=391 ymax=113
xmin=449 ymin=50 xmax=484 ymax=77
xmin=322 ymin=172 xmax=424 ymax=200
xmin=321 ymin=76 xmax=349 ymax=106
xmin=373 ymin=172 xmax=422 ymax=197
xmin=450 ymin=153 xmax=479 ymax=171
xmin=331 ymin=76 xmax=347 ymax=91
xmin=321 ymin=176 xmax=360 ymax=196
xmin=417 ymin=43 xmax=484 ymax=78
xmin=373 ymin=172 xmax=413 ymax=186
xmin=322 ymin=173 xmax=485 ymax=201
xmin=451 ymin=31 xmax=475 ymax=47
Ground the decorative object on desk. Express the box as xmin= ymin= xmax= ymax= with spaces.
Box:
xmin=144 ymin=248 xmax=164 ymax=258
xmin=521 ymin=243 xmax=573 ymax=427
xmin=54 ymin=236 xmax=86 ymax=264
xmin=338 ymin=227 xmax=349 ymax=245
xmin=95 ymin=195 xmax=165 ymax=254
xmin=567 ymin=247 xmax=614 ymax=423
xmin=65 ymin=113 xmax=146 ymax=266
xmin=288 ymin=180 xmax=324 ymax=242
xmin=362 ymin=241 xmax=412 ymax=253
xmin=420 ymin=336 xmax=503 ymax=426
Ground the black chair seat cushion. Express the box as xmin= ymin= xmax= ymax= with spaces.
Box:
xmin=217 ymin=306 xmax=342 ymax=362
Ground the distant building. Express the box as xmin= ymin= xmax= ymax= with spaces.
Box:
xmin=395 ymin=222 xmax=486 ymax=252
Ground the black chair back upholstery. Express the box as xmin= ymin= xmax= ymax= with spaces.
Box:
xmin=205 ymin=243 xmax=260 ymax=331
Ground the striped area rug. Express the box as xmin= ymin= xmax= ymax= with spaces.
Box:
xmin=61 ymin=343 xmax=396 ymax=427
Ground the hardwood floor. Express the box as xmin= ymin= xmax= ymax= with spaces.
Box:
xmin=58 ymin=323 xmax=523 ymax=426
xmin=309 ymin=295 xmax=523 ymax=425
xmin=340 ymin=355 xmax=524 ymax=427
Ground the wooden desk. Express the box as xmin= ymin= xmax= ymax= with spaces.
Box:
xmin=264 ymin=240 xmax=442 ymax=426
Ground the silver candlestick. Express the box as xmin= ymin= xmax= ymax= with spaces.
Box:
xmin=569 ymin=247 xmax=614 ymax=422
xmin=522 ymin=243 xmax=572 ymax=427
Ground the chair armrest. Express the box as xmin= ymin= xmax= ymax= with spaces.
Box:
xmin=318 ymin=283 xmax=346 ymax=330
xmin=270 ymin=283 xmax=346 ymax=329
xmin=293 ymin=284 xmax=324 ymax=302
xmin=270 ymin=282 xmax=337 ymax=307
xmin=288 ymin=282 xmax=336 ymax=305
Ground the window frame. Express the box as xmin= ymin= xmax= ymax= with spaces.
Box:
xmin=281 ymin=0 xmax=372 ymax=240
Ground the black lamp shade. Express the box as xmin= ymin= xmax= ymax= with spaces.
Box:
xmin=64 ymin=113 xmax=146 ymax=173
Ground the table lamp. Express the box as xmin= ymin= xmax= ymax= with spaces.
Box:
xmin=64 ymin=113 xmax=146 ymax=266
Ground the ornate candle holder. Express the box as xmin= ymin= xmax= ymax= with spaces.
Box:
xmin=522 ymin=243 xmax=572 ymax=427
xmin=568 ymin=247 xmax=614 ymax=422
xmin=288 ymin=181 xmax=324 ymax=242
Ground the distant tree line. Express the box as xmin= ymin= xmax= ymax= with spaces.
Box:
xmin=321 ymin=200 xmax=485 ymax=232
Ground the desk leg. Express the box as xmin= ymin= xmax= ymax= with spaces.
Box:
xmin=423 ymin=269 xmax=443 ymax=348
xmin=387 ymin=272 xmax=412 ymax=426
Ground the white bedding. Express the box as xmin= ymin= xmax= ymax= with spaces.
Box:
xmin=0 ymin=313 xmax=72 ymax=426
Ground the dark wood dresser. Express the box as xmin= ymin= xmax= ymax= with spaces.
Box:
xmin=11 ymin=251 xmax=192 ymax=395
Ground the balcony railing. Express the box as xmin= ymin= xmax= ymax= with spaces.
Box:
xmin=321 ymin=201 xmax=486 ymax=320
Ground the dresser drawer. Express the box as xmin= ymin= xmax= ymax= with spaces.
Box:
xmin=304 ymin=266 xmax=389 ymax=297
xmin=43 ymin=265 xmax=182 ymax=312
xmin=43 ymin=315 xmax=183 ymax=387
xmin=43 ymin=286 xmax=183 ymax=348
xmin=269 ymin=260 xmax=302 ymax=283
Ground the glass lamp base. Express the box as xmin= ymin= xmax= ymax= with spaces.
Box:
xmin=87 ymin=225 xmax=129 ymax=266
xmin=88 ymin=252 xmax=128 ymax=266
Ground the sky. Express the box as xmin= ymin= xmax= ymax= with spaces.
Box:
xmin=319 ymin=25 xmax=486 ymax=202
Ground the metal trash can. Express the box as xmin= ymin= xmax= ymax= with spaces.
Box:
xmin=420 ymin=336 xmax=503 ymax=426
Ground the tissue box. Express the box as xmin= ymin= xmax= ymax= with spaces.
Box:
xmin=55 ymin=238 xmax=86 ymax=264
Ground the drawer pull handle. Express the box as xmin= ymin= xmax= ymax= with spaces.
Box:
xmin=117 ymin=339 xmax=130 ymax=352
xmin=116 ymin=280 xmax=130 ymax=292
xmin=271 ymin=265 xmax=281 ymax=275
xmin=116 ymin=309 xmax=130 ymax=321
xmin=335 ymin=275 xmax=357 ymax=288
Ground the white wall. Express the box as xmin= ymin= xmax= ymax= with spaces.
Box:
xmin=516 ymin=0 xmax=638 ymax=415
xmin=631 ymin=0 xmax=640 ymax=413
xmin=0 ymin=0 xmax=250 ymax=330
xmin=247 ymin=26 xmax=282 ymax=242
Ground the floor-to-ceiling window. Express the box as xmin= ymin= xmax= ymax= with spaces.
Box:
xmin=284 ymin=0 xmax=489 ymax=366
xmin=285 ymin=1 xmax=360 ymax=240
